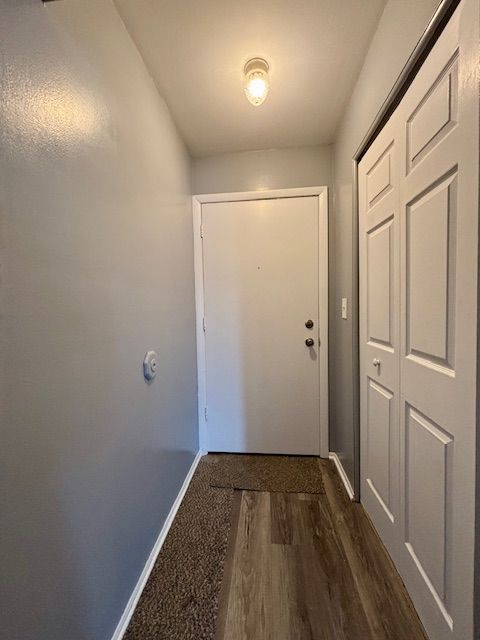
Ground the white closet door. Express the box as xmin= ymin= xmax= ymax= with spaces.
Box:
xmin=359 ymin=116 xmax=401 ymax=558
xmin=396 ymin=3 xmax=478 ymax=638
xmin=359 ymin=1 xmax=479 ymax=638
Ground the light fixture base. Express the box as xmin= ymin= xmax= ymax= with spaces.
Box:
xmin=244 ymin=57 xmax=269 ymax=76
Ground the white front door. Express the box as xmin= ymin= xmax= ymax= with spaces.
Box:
xmin=200 ymin=195 xmax=326 ymax=455
xmin=359 ymin=1 xmax=479 ymax=638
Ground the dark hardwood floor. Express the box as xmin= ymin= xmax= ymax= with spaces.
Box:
xmin=215 ymin=459 xmax=428 ymax=640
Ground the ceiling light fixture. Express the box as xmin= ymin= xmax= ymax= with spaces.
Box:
xmin=244 ymin=58 xmax=270 ymax=106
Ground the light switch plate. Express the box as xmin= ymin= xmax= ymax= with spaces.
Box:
xmin=341 ymin=298 xmax=348 ymax=319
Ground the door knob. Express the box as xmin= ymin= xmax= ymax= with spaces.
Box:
xmin=305 ymin=338 xmax=315 ymax=347
xmin=373 ymin=358 xmax=381 ymax=367
xmin=305 ymin=319 xmax=314 ymax=329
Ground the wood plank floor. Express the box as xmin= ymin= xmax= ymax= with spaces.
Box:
xmin=215 ymin=459 xmax=428 ymax=640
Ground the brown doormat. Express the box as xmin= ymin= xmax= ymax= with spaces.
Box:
xmin=124 ymin=456 xmax=234 ymax=640
xmin=209 ymin=453 xmax=324 ymax=493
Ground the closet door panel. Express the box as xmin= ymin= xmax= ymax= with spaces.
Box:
xmin=397 ymin=4 xmax=477 ymax=638
xmin=359 ymin=120 xmax=401 ymax=558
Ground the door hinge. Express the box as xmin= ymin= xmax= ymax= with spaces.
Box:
xmin=204 ymin=407 xmax=208 ymax=421
xmin=202 ymin=317 xmax=206 ymax=332
xmin=200 ymin=223 xmax=204 ymax=238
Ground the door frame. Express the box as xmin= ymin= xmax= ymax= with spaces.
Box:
xmin=351 ymin=0 xmax=461 ymax=500
xmin=192 ymin=187 xmax=329 ymax=457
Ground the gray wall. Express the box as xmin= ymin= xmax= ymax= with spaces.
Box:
xmin=0 ymin=2 xmax=197 ymax=639
xmin=192 ymin=145 xmax=332 ymax=194
xmin=330 ymin=0 xmax=441 ymax=487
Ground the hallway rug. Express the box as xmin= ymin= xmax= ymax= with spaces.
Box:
xmin=124 ymin=456 xmax=234 ymax=640
xmin=209 ymin=453 xmax=324 ymax=493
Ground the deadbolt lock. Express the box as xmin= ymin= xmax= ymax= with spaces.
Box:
xmin=305 ymin=319 xmax=314 ymax=329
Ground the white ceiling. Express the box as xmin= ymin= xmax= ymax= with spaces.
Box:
xmin=115 ymin=0 xmax=386 ymax=157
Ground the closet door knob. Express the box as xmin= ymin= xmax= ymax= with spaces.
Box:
xmin=373 ymin=358 xmax=381 ymax=367
xmin=305 ymin=338 xmax=315 ymax=347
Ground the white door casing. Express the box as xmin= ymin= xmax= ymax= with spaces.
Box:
xmin=193 ymin=188 xmax=329 ymax=457
xmin=359 ymin=1 xmax=479 ymax=639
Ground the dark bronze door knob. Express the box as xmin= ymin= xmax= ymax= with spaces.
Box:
xmin=305 ymin=319 xmax=314 ymax=329
xmin=305 ymin=338 xmax=315 ymax=347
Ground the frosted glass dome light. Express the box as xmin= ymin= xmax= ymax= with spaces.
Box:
xmin=244 ymin=58 xmax=270 ymax=106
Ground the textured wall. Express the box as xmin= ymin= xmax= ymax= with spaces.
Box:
xmin=0 ymin=1 xmax=197 ymax=639
xmin=192 ymin=145 xmax=332 ymax=194
xmin=330 ymin=0 xmax=441 ymax=488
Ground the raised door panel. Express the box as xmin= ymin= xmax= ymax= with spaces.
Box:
xmin=367 ymin=219 xmax=393 ymax=348
xmin=406 ymin=172 xmax=456 ymax=371
xmin=367 ymin=145 xmax=394 ymax=207
xmin=405 ymin=406 xmax=453 ymax=628
xmin=407 ymin=53 xmax=458 ymax=170
xmin=366 ymin=380 xmax=394 ymax=522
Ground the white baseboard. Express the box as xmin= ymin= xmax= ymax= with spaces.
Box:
xmin=329 ymin=452 xmax=355 ymax=501
xmin=111 ymin=450 xmax=204 ymax=640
